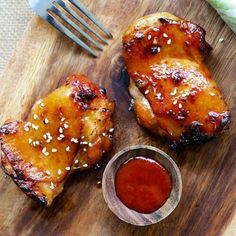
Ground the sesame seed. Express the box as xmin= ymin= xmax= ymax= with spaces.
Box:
xmin=43 ymin=134 xmax=47 ymax=139
xmin=59 ymin=134 xmax=65 ymax=138
xmin=32 ymin=124 xmax=39 ymax=130
xmin=157 ymin=46 xmax=161 ymax=53
xmin=83 ymin=164 xmax=88 ymax=168
xmin=65 ymin=167 xmax=70 ymax=171
xmin=71 ymin=138 xmax=79 ymax=143
xmin=42 ymin=147 xmax=47 ymax=152
xmin=58 ymin=169 xmax=62 ymax=175
xmin=59 ymin=127 xmax=64 ymax=133
xmin=28 ymin=138 xmax=32 ymax=144
xmin=83 ymin=148 xmax=87 ymax=152
xmin=66 ymin=146 xmax=70 ymax=152
xmin=102 ymin=132 xmax=106 ymax=137
xmin=45 ymin=170 xmax=51 ymax=175
xmin=144 ymin=90 xmax=149 ymax=95
xmin=179 ymin=103 xmax=183 ymax=109
xmin=50 ymin=182 xmax=55 ymax=189
xmin=167 ymin=38 xmax=172 ymax=45
xmin=109 ymin=128 xmax=114 ymax=133
xmin=148 ymin=34 xmax=152 ymax=40
xmin=43 ymin=118 xmax=49 ymax=124
xmin=46 ymin=139 xmax=52 ymax=143
xmin=163 ymin=33 xmax=168 ymax=38
xmin=35 ymin=141 xmax=40 ymax=145
xmin=40 ymin=102 xmax=45 ymax=107
xmin=57 ymin=137 xmax=63 ymax=141
xmin=219 ymin=38 xmax=224 ymax=43
xmin=153 ymin=28 xmax=159 ymax=32
xmin=81 ymin=141 xmax=88 ymax=145
xmin=210 ymin=93 xmax=215 ymax=96
xmin=24 ymin=126 xmax=30 ymax=132
xmin=74 ymin=160 xmax=79 ymax=164
xmin=52 ymin=148 xmax=57 ymax=153
xmin=88 ymin=142 xmax=93 ymax=147
xmin=32 ymin=141 xmax=36 ymax=147
xmin=81 ymin=136 xmax=85 ymax=139
xmin=170 ymin=88 xmax=177 ymax=96
xmin=173 ymin=100 xmax=178 ymax=105
xmin=64 ymin=123 xmax=69 ymax=129
xmin=153 ymin=38 xmax=158 ymax=45
xmin=61 ymin=117 xmax=66 ymax=122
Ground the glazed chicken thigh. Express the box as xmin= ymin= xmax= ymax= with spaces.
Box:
xmin=123 ymin=12 xmax=230 ymax=145
xmin=0 ymin=75 xmax=115 ymax=205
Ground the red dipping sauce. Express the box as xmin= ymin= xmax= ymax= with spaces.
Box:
xmin=115 ymin=157 xmax=172 ymax=214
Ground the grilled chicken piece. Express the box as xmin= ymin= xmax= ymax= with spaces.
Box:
xmin=0 ymin=75 xmax=115 ymax=205
xmin=123 ymin=12 xmax=230 ymax=146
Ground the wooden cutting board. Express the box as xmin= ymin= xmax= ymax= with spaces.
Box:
xmin=0 ymin=0 xmax=235 ymax=235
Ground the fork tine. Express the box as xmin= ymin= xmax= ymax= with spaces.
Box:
xmin=51 ymin=5 xmax=103 ymax=51
xmin=69 ymin=0 xmax=113 ymax=38
xmin=46 ymin=13 xmax=97 ymax=57
xmin=57 ymin=0 xmax=108 ymax=44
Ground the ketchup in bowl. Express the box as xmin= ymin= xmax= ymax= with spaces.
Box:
xmin=115 ymin=156 xmax=172 ymax=214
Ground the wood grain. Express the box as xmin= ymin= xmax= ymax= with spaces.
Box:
xmin=0 ymin=0 xmax=235 ymax=235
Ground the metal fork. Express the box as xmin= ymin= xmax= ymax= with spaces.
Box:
xmin=28 ymin=0 xmax=113 ymax=57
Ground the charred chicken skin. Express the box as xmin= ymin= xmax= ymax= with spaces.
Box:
xmin=123 ymin=12 xmax=230 ymax=145
xmin=0 ymin=75 xmax=115 ymax=206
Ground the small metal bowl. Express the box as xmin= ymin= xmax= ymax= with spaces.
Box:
xmin=102 ymin=145 xmax=182 ymax=226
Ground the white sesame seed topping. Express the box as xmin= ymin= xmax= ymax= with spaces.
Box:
xmin=219 ymin=38 xmax=224 ymax=43
xmin=88 ymin=142 xmax=93 ymax=147
xmin=59 ymin=134 xmax=65 ymax=138
xmin=173 ymin=100 xmax=178 ymax=105
xmin=43 ymin=134 xmax=47 ymax=139
xmin=144 ymin=90 xmax=149 ymax=95
xmin=102 ymin=132 xmax=106 ymax=137
xmin=35 ymin=141 xmax=40 ymax=146
xmin=179 ymin=103 xmax=183 ymax=109
xmin=32 ymin=141 xmax=36 ymax=147
xmin=167 ymin=38 xmax=172 ymax=45
xmin=33 ymin=114 xmax=38 ymax=120
xmin=66 ymin=146 xmax=70 ymax=152
xmin=71 ymin=138 xmax=79 ymax=143
xmin=81 ymin=141 xmax=88 ymax=145
xmin=44 ymin=118 xmax=49 ymax=124
xmin=74 ymin=159 xmax=79 ymax=164
xmin=148 ymin=34 xmax=152 ymax=40
xmin=45 ymin=170 xmax=51 ymax=175
xmin=170 ymin=88 xmax=177 ymax=96
xmin=157 ymin=46 xmax=161 ymax=53
xmin=58 ymin=169 xmax=62 ymax=175
xmin=153 ymin=38 xmax=158 ymax=45
xmin=42 ymin=147 xmax=47 ymax=153
xmin=57 ymin=137 xmax=63 ymax=141
xmin=81 ymin=136 xmax=85 ymax=139
xmin=28 ymin=138 xmax=32 ymax=144
xmin=46 ymin=139 xmax=52 ymax=143
xmin=65 ymin=167 xmax=70 ymax=171
xmin=59 ymin=127 xmax=64 ymax=134
xmin=83 ymin=164 xmax=88 ymax=168
xmin=64 ymin=123 xmax=69 ymax=129
xmin=83 ymin=148 xmax=87 ymax=152
xmin=50 ymin=182 xmax=55 ymax=189
xmin=32 ymin=124 xmax=39 ymax=130
xmin=109 ymin=128 xmax=114 ymax=133
xmin=52 ymin=148 xmax=57 ymax=153
xmin=210 ymin=93 xmax=215 ymax=96
xmin=24 ymin=126 xmax=30 ymax=132
xmin=163 ymin=33 xmax=168 ymax=38
xmin=40 ymin=102 xmax=45 ymax=107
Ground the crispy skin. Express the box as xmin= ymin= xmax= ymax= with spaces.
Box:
xmin=123 ymin=12 xmax=230 ymax=145
xmin=0 ymin=75 xmax=115 ymax=205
